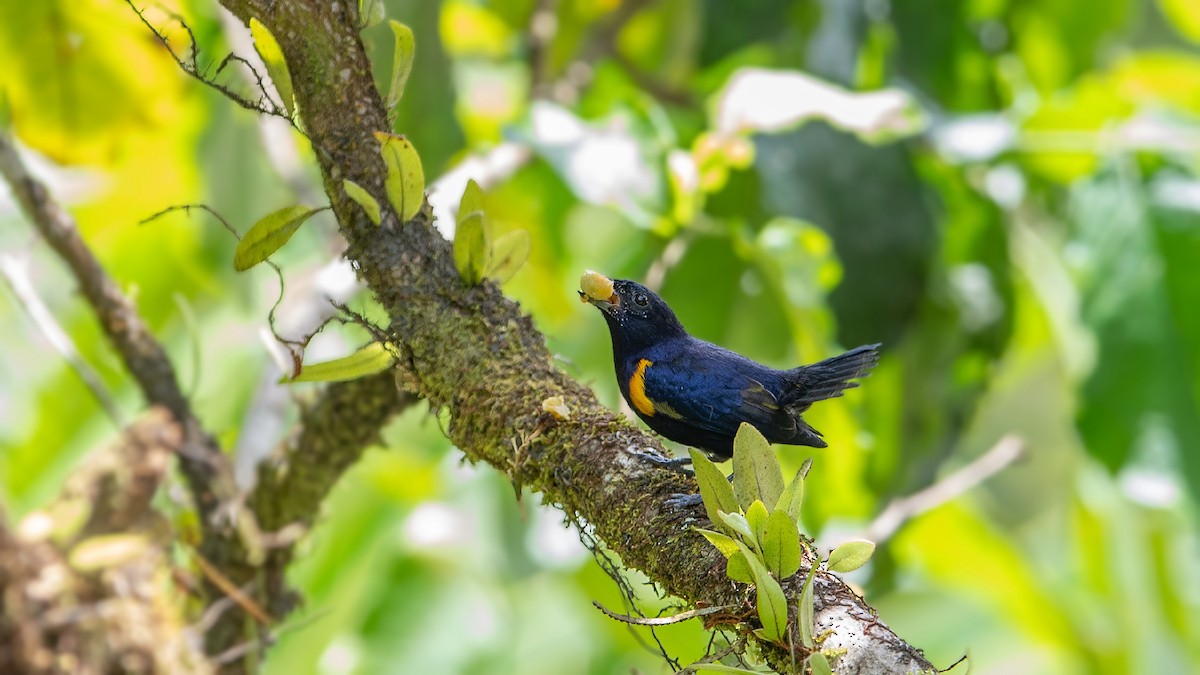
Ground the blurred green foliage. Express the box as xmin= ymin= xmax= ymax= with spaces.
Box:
xmin=2 ymin=0 xmax=1200 ymax=673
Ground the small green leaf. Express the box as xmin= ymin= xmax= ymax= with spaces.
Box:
xmin=717 ymin=511 xmax=754 ymax=544
xmin=249 ymin=18 xmax=294 ymax=117
xmin=775 ymin=460 xmax=810 ymax=521
xmin=799 ymin=564 xmax=818 ymax=648
xmin=808 ymin=653 xmax=833 ymax=675
xmin=725 ymin=550 xmax=755 ymax=584
xmin=458 ymin=178 xmax=486 ymax=225
xmin=343 ymin=179 xmax=381 ymax=225
xmin=485 ymin=230 xmax=531 ymax=283
xmin=233 ymin=205 xmax=318 ymax=271
xmin=375 ymin=131 xmax=425 ymax=221
xmin=827 ymin=539 xmax=876 ymax=573
xmin=695 ymin=528 xmax=739 ymax=559
xmin=386 ymin=20 xmax=415 ymax=123
xmin=454 ymin=210 xmax=490 ymax=286
xmin=761 ymin=509 xmax=802 ymax=579
xmin=284 ymin=342 xmax=396 ymax=383
xmin=735 ymin=541 xmax=788 ymax=644
xmin=732 ymin=422 xmax=784 ymax=512
xmin=358 ymin=0 xmax=386 ymax=28
xmin=745 ymin=499 xmax=769 ymax=549
xmin=690 ymin=449 xmax=739 ymax=533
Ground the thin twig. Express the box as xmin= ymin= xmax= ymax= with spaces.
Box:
xmin=124 ymin=0 xmax=298 ymax=129
xmin=858 ymin=435 xmax=1026 ymax=544
xmin=0 ymin=252 xmax=124 ymax=425
xmin=592 ymin=600 xmax=736 ymax=626
xmin=193 ymin=551 xmax=275 ymax=627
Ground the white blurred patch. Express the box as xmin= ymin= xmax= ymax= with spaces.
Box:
xmin=527 ymin=102 xmax=658 ymax=211
xmin=319 ymin=636 xmax=363 ymax=675
xmin=1119 ymin=414 xmax=1183 ymax=509
xmin=428 ymin=143 xmax=531 ymax=239
xmin=949 ymin=263 xmax=1003 ymax=331
xmin=713 ymin=68 xmax=924 ymax=141
xmin=1153 ymin=175 xmax=1200 ymax=213
xmin=667 ymin=149 xmax=699 ymax=195
xmin=525 ymin=506 xmax=587 ymax=569
xmin=402 ymin=502 xmax=474 ymax=549
xmin=984 ymin=164 xmax=1026 ymax=209
xmin=1119 ymin=469 xmax=1180 ymax=508
xmin=933 ymin=115 xmax=1016 ymax=163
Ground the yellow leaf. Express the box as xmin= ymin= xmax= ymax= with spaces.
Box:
xmin=343 ymin=179 xmax=381 ymax=225
xmin=485 ymin=230 xmax=530 ymax=283
xmin=375 ymin=131 xmax=425 ymax=221
xmin=249 ymin=18 xmax=294 ymax=117
xmin=284 ymin=342 xmax=397 ymax=383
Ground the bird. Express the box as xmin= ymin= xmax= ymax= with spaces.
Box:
xmin=579 ymin=271 xmax=879 ymax=461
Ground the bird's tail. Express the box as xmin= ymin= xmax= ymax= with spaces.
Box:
xmin=781 ymin=343 xmax=881 ymax=409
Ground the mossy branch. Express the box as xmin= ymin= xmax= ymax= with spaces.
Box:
xmin=213 ymin=1 xmax=935 ymax=672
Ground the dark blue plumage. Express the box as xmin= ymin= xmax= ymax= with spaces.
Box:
xmin=582 ymin=275 xmax=879 ymax=460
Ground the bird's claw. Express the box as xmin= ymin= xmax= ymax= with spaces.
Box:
xmin=629 ymin=449 xmax=694 ymax=475
xmin=664 ymin=492 xmax=704 ymax=511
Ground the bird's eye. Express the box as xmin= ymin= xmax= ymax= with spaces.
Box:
xmin=634 ymin=293 xmax=649 ymax=307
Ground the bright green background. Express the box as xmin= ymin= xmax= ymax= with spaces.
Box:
xmin=2 ymin=1 xmax=1199 ymax=673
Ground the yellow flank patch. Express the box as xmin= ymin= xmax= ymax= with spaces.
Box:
xmin=629 ymin=359 xmax=656 ymax=417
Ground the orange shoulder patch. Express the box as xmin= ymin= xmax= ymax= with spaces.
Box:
xmin=629 ymin=359 xmax=655 ymax=417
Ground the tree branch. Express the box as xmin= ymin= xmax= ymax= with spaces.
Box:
xmin=249 ymin=371 xmax=413 ymax=617
xmin=0 ymin=135 xmax=237 ymax=525
xmin=212 ymin=2 xmax=935 ymax=672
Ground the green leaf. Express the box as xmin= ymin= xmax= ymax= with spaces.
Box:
xmin=375 ymin=131 xmax=425 ymax=221
xmin=695 ymin=528 xmax=739 ymax=559
xmin=690 ymin=449 xmax=739 ymax=532
xmin=454 ymin=211 xmax=489 ymax=286
xmin=717 ymin=511 xmax=754 ymax=544
xmin=799 ymin=564 xmax=817 ymax=648
xmin=358 ymin=0 xmax=386 ymax=28
xmin=745 ymin=499 xmax=769 ymax=549
xmin=283 ymin=342 xmax=396 ymax=383
xmin=386 ymin=21 xmax=415 ymax=123
xmin=343 ymin=179 xmax=381 ymax=225
xmin=808 ymin=653 xmax=833 ymax=675
xmin=735 ymin=541 xmax=788 ymax=643
xmin=458 ymin=178 xmax=486 ymax=225
xmin=827 ymin=539 xmax=876 ymax=573
xmin=725 ymin=550 xmax=755 ymax=584
xmin=732 ymin=422 xmax=784 ymax=513
xmin=485 ymin=230 xmax=531 ymax=283
xmin=761 ymin=509 xmax=802 ymax=579
xmin=233 ymin=205 xmax=318 ymax=271
xmin=249 ymin=18 xmax=294 ymax=117
xmin=775 ymin=459 xmax=810 ymax=521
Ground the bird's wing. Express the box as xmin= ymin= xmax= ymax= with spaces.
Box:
xmin=639 ymin=345 xmax=783 ymax=437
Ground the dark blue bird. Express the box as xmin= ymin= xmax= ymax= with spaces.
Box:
xmin=580 ymin=273 xmax=879 ymax=460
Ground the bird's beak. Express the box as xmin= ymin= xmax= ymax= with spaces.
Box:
xmin=579 ymin=290 xmax=620 ymax=313
xmin=579 ymin=271 xmax=619 ymax=313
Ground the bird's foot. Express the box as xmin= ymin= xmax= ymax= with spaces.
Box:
xmin=629 ymin=449 xmax=694 ymax=475
xmin=664 ymin=492 xmax=704 ymax=511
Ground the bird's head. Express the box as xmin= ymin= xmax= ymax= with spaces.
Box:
xmin=579 ymin=271 xmax=686 ymax=352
